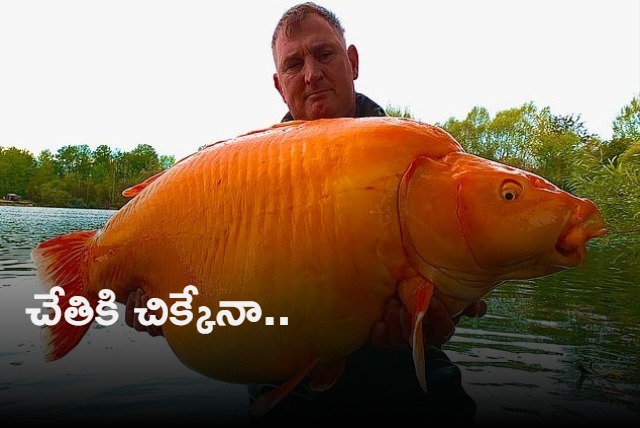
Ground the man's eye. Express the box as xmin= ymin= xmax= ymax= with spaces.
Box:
xmin=283 ymin=61 xmax=302 ymax=72
xmin=316 ymin=51 xmax=333 ymax=62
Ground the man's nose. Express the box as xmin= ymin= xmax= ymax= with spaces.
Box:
xmin=303 ymin=59 xmax=324 ymax=84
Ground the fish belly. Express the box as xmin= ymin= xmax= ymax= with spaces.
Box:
xmin=89 ymin=126 xmax=414 ymax=383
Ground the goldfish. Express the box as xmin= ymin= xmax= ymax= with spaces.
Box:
xmin=30 ymin=117 xmax=606 ymax=416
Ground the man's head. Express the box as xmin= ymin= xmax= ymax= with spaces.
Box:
xmin=272 ymin=2 xmax=359 ymax=120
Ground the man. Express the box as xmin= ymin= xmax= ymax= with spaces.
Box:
xmin=271 ymin=2 xmax=379 ymax=121
xmin=126 ymin=2 xmax=487 ymax=422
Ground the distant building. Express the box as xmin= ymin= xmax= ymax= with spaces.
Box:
xmin=4 ymin=193 xmax=21 ymax=202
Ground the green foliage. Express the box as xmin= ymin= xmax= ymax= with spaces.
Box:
xmin=571 ymin=155 xmax=640 ymax=235
xmin=619 ymin=141 xmax=640 ymax=165
xmin=612 ymin=93 xmax=640 ymax=141
xmin=385 ymin=104 xmax=414 ymax=118
xmin=603 ymin=94 xmax=640 ymax=167
xmin=37 ymin=179 xmax=72 ymax=207
xmin=441 ymin=107 xmax=492 ymax=158
xmin=0 ymin=147 xmax=36 ymax=198
xmin=160 ymin=154 xmax=176 ymax=169
xmin=0 ymin=143 xmax=175 ymax=209
xmin=599 ymin=138 xmax=631 ymax=165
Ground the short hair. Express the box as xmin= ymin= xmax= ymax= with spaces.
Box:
xmin=271 ymin=2 xmax=346 ymax=60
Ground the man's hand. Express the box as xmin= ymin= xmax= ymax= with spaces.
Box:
xmin=125 ymin=288 xmax=164 ymax=337
xmin=371 ymin=296 xmax=487 ymax=350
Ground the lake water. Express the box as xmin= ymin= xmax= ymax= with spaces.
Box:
xmin=0 ymin=206 xmax=638 ymax=426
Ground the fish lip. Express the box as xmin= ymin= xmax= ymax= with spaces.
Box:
xmin=554 ymin=214 xmax=607 ymax=266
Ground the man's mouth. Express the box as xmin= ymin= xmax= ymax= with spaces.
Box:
xmin=306 ymin=89 xmax=331 ymax=99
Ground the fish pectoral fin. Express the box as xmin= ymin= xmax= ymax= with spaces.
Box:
xmin=250 ymin=357 xmax=318 ymax=418
xmin=309 ymin=358 xmax=346 ymax=392
xmin=398 ymin=277 xmax=434 ymax=393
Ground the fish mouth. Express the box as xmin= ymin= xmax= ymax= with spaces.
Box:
xmin=554 ymin=201 xmax=607 ymax=267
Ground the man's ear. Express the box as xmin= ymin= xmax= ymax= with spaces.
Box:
xmin=273 ymin=73 xmax=286 ymax=101
xmin=347 ymin=45 xmax=359 ymax=80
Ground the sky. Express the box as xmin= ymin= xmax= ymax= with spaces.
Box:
xmin=1 ymin=0 xmax=639 ymax=162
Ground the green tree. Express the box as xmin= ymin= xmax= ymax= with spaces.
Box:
xmin=488 ymin=102 xmax=540 ymax=169
xmin=571 ymin=156 xmax=640 ymax=234
xmin=601 ymin=94 xmax=640 ymax=165
xmin=26 ymin=149 xmax=57 ymax=203
xmin=385 ymin=104 xmax=414 ymax=118
xmin=160 ymin=154 xmax=176 ymax=169
xmin=549 ymin=112 xmax=596 ymax=144
xmin=612 ymin=93 xmax=640 ymax=141
xmin=92 ymin=144 xmax=120 ymax=208
xmin=122 ymin=144 xmax=162 ymax=185
xmin=533 ymin=109 xmax=589 ymax=189
xmin=619 ymin=141 xmax=640 ymax=165
xmin=55 ymin=144 xmax=92 ymax=180
xmin=38 ymin=179 xmax=72 ymax=207
xmin=568 ymin=95 xmax=640 ymax=234
xmin=0 ymin=146 xmax=37 ymax=198
xmin=54 ymin=144 xmax=94 ymax=207
xmin=440 ymin=106 xmax=493 ymax=158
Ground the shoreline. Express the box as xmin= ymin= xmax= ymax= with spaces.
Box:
xmin=0 ymin=200 xmax=34 ymax=207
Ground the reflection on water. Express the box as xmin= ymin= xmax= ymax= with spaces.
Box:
xmin=450 ymin=238 xmax=640 ymax=424
xmin=0 ymin=206 xmax=638 ymax=425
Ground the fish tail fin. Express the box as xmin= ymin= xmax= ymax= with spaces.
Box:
xmin=31 ymin=230 xmax=98 ymax=361
xmin=399 ymin=277 xmax=434 ymax=393
xmin=250 ymin=358 xmax=318 ymax=418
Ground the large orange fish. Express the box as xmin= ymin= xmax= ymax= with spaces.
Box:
xmin=30 ymin=117 xmax=606 ymax=416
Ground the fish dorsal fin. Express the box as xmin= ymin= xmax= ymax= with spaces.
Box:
xmin=122 ymin=170 xmax=167 ymax=198
xmin=398 ymin=276 xmax=434 ymax=392
xmin=236 ymin=120 xmax=308 ymax=138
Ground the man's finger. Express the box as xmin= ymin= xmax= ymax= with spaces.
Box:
xmin=425 ymin=296 xmax=455 ymax=346
xmin=125 ymin=289 xmax=137 ymax=328
xmin=371 ymin=298 xmax=409 ymax=350
xmin=397 ymin=304 xmax=411 ymax=348
xmin=386 ymin=298 xmax=410 ymax=349
xmin=132 ymin=289 xmax=148 ymax=332
xmin=371 ymin=320 xmax=389 ymax=350
xmin=461 ymin=299 xmax=488 ymax=318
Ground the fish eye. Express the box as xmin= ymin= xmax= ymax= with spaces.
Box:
xmin=502 ymin=190 xmax=517 ymax=201
xmin=501 ymin=180 xmax=523 ymax=201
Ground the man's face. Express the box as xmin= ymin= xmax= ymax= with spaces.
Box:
xmin=273 ymin=14 xmax=359 ymax=120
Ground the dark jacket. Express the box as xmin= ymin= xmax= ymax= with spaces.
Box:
xmin=280 ymin=92 xmax=387 ymax=122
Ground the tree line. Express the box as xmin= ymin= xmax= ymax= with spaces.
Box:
xmin=2 ymin=94 xmax=638 ymax=234
xmin=0 ymin=143 xmax=175 ymax=209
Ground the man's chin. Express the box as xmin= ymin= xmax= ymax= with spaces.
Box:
xmin=306 ymin=110 xmax=336 ymax=121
